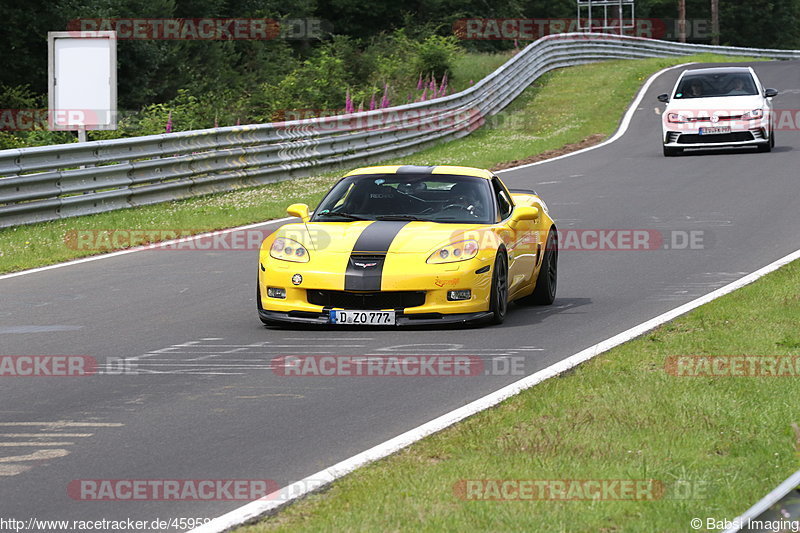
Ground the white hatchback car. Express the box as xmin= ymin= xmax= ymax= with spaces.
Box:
xmin=658 ymin=67 xmax=777 ymax=156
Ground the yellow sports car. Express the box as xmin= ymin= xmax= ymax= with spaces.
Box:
xmin=257 ymin=165 xmax=557 ymax=326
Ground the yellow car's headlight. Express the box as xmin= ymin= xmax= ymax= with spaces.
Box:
xmin=270 ymin=238 xmax=310 ymax=263
xmin=427 ymin=240 xmax=479 ymax=264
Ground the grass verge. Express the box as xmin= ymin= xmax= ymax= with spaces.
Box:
xmin=239 ymin=258 xmax=800 ymax=533
xmin=0 ymin=53 xmax=758 ymax=274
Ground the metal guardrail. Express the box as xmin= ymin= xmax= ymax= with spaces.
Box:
xmin=722 ymin=469 xmax=800 ymax=532
xmin=2 ymin=33 xmax=799 ymax=228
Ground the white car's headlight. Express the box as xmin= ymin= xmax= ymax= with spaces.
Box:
xmin=427 ymin=240 xmax=479 ymax=264
xmin=270 ymin=238 xmax=310 ymax=262
xmin=667 ymin=112 xmax=688 ymax=123
xmin=742 ymin=108 xmax=764 ymax=120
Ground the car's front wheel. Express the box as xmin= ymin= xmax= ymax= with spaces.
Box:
xmin=757 ymin=126 xmax=774 ymax=152
xmin=518 ymin=229 xmax=558 ymax=306
xmin=488 ymin=252 xmax=508 ymax=325
xmin=663 ymin=145 xmax=682 ymax=157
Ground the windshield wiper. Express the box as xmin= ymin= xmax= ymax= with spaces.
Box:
xmin=374 ymin=215 xmax=423 ymax=221
xmin=316 ymin=211 xmax=370 ymax=221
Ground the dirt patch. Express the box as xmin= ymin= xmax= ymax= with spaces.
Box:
xmin=490 ymin=133 xmax=607 ymax=172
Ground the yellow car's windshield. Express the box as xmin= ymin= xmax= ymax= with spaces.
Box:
xmin=313 ymin=173 xmax=495 ymax=224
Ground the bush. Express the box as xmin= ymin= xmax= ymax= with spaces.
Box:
xmin=412 ymin=35 xmax=460 ymax=79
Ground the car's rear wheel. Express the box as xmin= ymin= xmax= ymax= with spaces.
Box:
xmin=488 ymin=252 xmax=508 ymax=325
xmin=519 ymin=229 xmax=558 ymax=306
xmin=663 ymin=146 xmax=682 ymax=157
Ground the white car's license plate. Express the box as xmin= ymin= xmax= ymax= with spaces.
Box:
xmin=329 ymin=310 xmax=396 ymax=325
xmin=699 ymin=126 xmax=731 ymax=135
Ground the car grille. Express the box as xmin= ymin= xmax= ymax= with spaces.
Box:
xmin=685 ymin=115 xmax=743 ymax=122
xmin=307 ymin=290 xmax=426 ymax=310
xmin=677 ymin=132 xmax=755 ymax=144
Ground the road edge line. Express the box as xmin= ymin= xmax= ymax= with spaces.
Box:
xmin=0 ymin=217 xmax=293 ymax=281
xmin=192 ymin=246 xmax=800 ymax=532
xmin=495 ymin=61 xmax=696 ymax=173
xmin=2 ymin=61 xmax=695 ymax=280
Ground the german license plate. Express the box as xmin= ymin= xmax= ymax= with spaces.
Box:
xmin=329 ymin=310 xmax=396 ymax=325
xmin=699 ymin=126 xmax=731 ymax=135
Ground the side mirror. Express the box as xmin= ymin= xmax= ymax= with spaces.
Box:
xmin=657 ymin=93 xmax=670 ymax=103
xmin=287 ymin=203 xmax=310 ymax=222
xmin=764 ymin=88 xmax=778 ymax=98
xmin=513 ymin=206 xmax=539 ymax=221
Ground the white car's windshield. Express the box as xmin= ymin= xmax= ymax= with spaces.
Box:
xmin=312 ymin=174 xmax=495 ymax=224
xmin=674 ymin=72 xmax=758 ymax=99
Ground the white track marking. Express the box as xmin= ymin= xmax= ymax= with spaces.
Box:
xmin=0 ymin=449 xmax=72 ymax=477
xmin=0 ymin=433 xmax=92 ymax=438
xmin=190 ymin=61 xmax=793 ymax=533
xmin=494 ymin=62 xmax=696 ymax=174
xmin=0 ymin=218 xmax=293 ymax=281
xmin=0 ymin=442 xmax=74 ymax=446
xmin=193 ymin=245 xmax=800 ymax=533
xmin=0 ymin=422 xmax=123 ymax=427
xmin=0 ymin=465 xmax=34 ymax=476
xmin=0 ymin=449 xmax=71 ymax=462
xmin=0 ymin=64 xmax=693 ymax=282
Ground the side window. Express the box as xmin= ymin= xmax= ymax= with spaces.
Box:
xmin=491 ymin=177 xmax=513 ymax=221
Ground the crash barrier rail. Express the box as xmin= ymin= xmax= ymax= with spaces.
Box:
xmin=721 ymin=469 xmax=800 ymax=533
xmin=2 ymin=33 xmax=799 ymax=227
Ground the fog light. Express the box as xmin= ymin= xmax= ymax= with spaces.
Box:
xmin=447 ymin=289 xmax=471 ymax=301
xmin=267 ymin=287 xmax=286 ymax=299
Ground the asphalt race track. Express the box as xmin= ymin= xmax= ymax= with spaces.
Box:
xmin=1 ymin=61 xmax=799 ymax=530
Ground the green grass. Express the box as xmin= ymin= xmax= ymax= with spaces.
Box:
xmin=239 ymin=260 xmax=800 ymax=533
xmin=449 ymin=51 xmax=514 ymax=92
xmin=0 ymin=53 xmax=758 ymax=274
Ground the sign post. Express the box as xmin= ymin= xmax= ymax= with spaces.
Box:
xmin=577 ymin=0 xmax=635 ymax=35
xmin=48 ymin=31 xmax=117 ymax=141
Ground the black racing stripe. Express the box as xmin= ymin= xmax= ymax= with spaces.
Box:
xmin=396 ymin=165 xmax=435 ymax=174
xmin=351 ymin=221 xmax=409 ymax=253
xmin=345 ymin=221 xmax=409 ymax=291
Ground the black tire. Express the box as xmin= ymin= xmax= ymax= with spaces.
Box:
xmin=525 ymin=229 xmax=558 ymax=305
xmin=770 ymin=129 xmax=775 ymax=148
xmin=663 ymin=145 xmax=682 ymax=157
xmin=488 ymin=252 xmax=509 ymax=325
xmin=757 ymin=141 xmax=772 ymax=153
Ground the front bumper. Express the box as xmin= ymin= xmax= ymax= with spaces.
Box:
xmin=258 ymin=309 xmax=493 ymax=327
xmin=258 ymin=255 xmax=495 ymax=317
xmin=663 ymin=126 xmax=770 ymax=149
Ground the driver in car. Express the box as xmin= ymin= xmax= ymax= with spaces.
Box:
xmin=447 ymin=182 xmax=486 ymax=218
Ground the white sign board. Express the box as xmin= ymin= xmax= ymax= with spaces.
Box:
xmin=48 ymin=31 xmax=117 ymax=131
